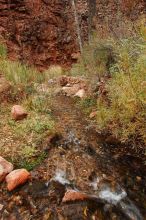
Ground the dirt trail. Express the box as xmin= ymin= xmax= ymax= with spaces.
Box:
xmin=0 ymin=94 xmax=146 ymax=220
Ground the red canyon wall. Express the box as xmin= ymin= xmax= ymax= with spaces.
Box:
xmin=0 ymin=0 xmax=145 ymax=69
xmin=0 ymin=0 xmax=78 ymax=69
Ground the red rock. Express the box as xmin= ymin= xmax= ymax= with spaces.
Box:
xmin=6 ymin=169 xmax=30 ymax=191
xmin=11 ymin=105 xmax=27 ymax=121
xmin=62 ymin=190 xmax=90 ymax=203
xmin=0 ymin=157 xmax=13 ymax=182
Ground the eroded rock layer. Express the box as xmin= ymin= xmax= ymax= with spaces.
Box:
xmin=0 ymin=0 xmax=78 ymax=69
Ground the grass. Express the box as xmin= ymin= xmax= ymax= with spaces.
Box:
xmin=0 ymin=102 xmax=55 ymax=170
xmin=44 ymin=65 xmax=63 ymax=79
xmin=0 ymin=58 xmax=46 ymax=86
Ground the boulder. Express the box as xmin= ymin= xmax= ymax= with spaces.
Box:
xmin=0 ymin=157 xmax=13 ymax=182
xmin=11 ymin=105 xmax=28 ymax=121
xmin=6 ymin=169 xmax=30 ymax=191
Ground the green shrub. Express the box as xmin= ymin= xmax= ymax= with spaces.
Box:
xmin=8 ymin=115 xmax=54 ymax=136
xmin=17 ymin=146 xmax=47 ymax=170
xmin=70 ymin=36 xmax=116 ymax=80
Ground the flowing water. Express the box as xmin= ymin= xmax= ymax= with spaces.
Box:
xmin=0 ymin=95 xmax=146 ymax=219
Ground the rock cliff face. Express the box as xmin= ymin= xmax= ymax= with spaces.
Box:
xmin=0 ymin=0 xmax=78 ymax=69
xmin=0 ymin=0 xmax=145 ymax=69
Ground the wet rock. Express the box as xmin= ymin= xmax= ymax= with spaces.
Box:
xmin=74 ymin=89 xmax=86 ymax=98
xmin=6 ymin=169 xmax=30 ymax=191
xmin=0 ymin=156 xmax=13 ymax=182
xmin=11 ymin=105 xmax=28 ymax=121
xmin=62 ymin=190 xmax=90 ymax=203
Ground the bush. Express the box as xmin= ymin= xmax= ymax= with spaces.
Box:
xmin=96 ymin=36 xmax=146 ymax=145
xmin=0 ymin=44 xmax=46 ymax=99
xmin=70 ymin=36 xmax=116 ymax=80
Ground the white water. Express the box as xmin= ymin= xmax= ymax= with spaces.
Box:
xmin=99 ymin=187 xmax=127 ymax=205
xmin=89 ymin=177 xmax=100 ymax=191
xmin=53 ymin=170 xmax=70 ymax=185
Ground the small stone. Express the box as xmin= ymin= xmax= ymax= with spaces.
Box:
xmin=0 ymin=156 xmax=13 ymax=182
xmin=74 ymin=89 xmax=86 ymax=98
xmin=11 ymin=105 xmax=27 ymax=121
xmin=6 ymin=169 xmax=30 ymax=191
xmin=0 ymin=204 xmax=4 ymax=211
xmin=89 ymin=111 xmax=97 ymax=119
xmin=136 ymin=176 xmax=142 ymax=182
xmin=62 ymin=190 xmax=89 ymax=203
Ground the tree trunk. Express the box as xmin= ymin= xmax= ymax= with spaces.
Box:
xmin=71 ymin=0 xmax=83 ymax=53
xmin=88 ymin=0 xmax=96 ymax=43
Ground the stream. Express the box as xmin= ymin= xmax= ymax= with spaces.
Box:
xmin=0 ymin=95 xmax=146 ymax=220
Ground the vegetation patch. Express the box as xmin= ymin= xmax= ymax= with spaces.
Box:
xmin=0 ymin=44 xmax=56 ymax=170
xmin=70 ymin=21 xmax=146 ymax=148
